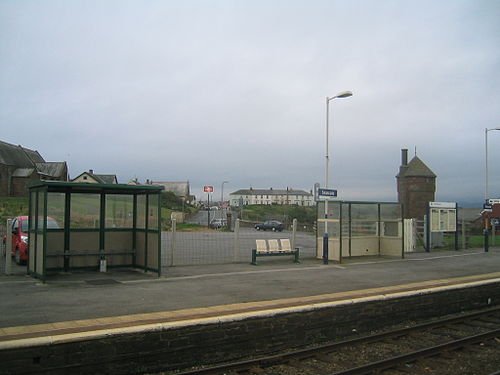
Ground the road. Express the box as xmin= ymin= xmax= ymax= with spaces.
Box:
xmin=186 ymin=208 xmax=234 ymax=226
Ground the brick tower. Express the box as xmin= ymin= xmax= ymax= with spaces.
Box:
xmin=396 ymin=149 xmax=436 ymax=219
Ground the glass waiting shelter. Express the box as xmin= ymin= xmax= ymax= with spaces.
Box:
xmin=27 ymin=181 xmax=163 ymax=281
xmin=317 ymin=201 xmax=404 ymax=262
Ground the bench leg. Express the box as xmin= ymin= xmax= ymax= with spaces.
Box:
xmin=251 ymin=249 xmax=258 ymax=265
xmin=294 ymin=250 xmax=300 ymax=264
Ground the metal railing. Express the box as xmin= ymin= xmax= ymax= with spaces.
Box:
xmin=162 ymin=218 xmax=317 ymax=267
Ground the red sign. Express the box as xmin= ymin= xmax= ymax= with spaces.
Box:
xmin=203 ymin=186 xmax=214 ymax=193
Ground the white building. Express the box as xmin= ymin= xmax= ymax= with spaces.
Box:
xmin=148 ymin=181 xmax=196 ymax=204
xmin=229 ymin=188 xmax=314 ymax=207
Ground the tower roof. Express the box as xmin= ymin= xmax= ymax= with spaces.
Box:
xmin=399 ymin=156 xmax=436 ymax=178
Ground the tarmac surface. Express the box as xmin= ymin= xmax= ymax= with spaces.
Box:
xmin=1 ymin=247 xmax=499 ymax=332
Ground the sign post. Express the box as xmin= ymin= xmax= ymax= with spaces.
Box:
xmin=204 ymin=186 xmax=214 ymax=227
xmin=316 ymin=187 xmax=338 ymax=264
xmin=5 ymin=219 xmax=12 ymax=275
xmin=483 ymin=199 xmax=500 ymax=252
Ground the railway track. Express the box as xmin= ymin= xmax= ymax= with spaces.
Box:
xmin=166 ymin=307 xmax=500 ymax=375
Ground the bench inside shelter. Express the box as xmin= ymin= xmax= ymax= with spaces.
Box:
xmin=26 ymin=181 xmax=164 ymax=281
xmin=251 ymin=239 xmax=300 ymax=265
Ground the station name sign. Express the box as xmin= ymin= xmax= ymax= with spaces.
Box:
xmin=429 ymin=202 xmax=456 ymax=209
xmin=317 ymin=188 xmax=338 ymax=201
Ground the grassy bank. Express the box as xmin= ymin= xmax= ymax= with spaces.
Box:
xmin=0 ymin=196 xmax=29 ymax=223
xmin=236 ymin=204 xmax=316 ymax=228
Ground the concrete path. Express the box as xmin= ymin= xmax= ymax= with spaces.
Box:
xmin=0 ymin=248 xmax=498 ymax=329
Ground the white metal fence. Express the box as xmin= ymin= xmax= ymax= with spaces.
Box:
xmin=162 ymin=219 xmax=317 ymax=266
xmin=1 ymin=218 xmax=317 ymax=274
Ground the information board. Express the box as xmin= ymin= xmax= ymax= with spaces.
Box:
xmin=429 ymin=202 xmax=457 ymax=232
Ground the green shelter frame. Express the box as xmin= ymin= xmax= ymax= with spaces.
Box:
xmin=317 ymin=201 xmax=404 ymax=262
xmin=27 ymin=181 xmax=164 ymax=281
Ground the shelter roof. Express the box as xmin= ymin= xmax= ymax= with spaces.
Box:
xmin=29 ymin=181 xmax=164 ymax=194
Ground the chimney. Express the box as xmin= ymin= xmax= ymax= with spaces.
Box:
xmin=401 ymin=149 xmax=408 ymax=166
xmin=89 ymin=169 xmax=94 ymax=174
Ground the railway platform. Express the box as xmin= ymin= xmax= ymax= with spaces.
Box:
xmin=0 ymin=248 xmax=499 ymax=374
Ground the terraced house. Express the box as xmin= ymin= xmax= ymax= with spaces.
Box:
xmin=229 ymin=188 xmax=314 ymax=206
xmin=0 ymin=140 xmax=68 ymax=196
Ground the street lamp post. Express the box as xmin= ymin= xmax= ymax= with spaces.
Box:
xmin=485 ymin=127 xmax=500 ymax=200
xmin=221 ymin=181 xmax=229 ymax=205
xmin=221 ymin=180 xmax=229 ymax=218
xmin=325 ymin=91 xmax=353 ymax=189
xmin=323 ymin=91 xmax=353 ymax=264
xmin=484 ymin=127 xmax=500 ymax=252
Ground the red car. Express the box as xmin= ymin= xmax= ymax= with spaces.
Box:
xmin=8 ymin=216 xmax=59 ymax=265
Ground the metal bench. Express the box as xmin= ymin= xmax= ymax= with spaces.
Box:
xmin=46 ymin=251 xmax=136 ymax=257
xmin=251 ymin=239 xmax=300 ymax=265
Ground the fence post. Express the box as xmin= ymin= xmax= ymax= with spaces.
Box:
xmin=291 ymin=218 xmax=297 ymax=250
xmin=234 ymin=219 xmax=240 ymax=262
xmin=170 ymin=218 xmax=176 ymax=266
xmin=5 ymin=219 xmax=12 ymax=275
xmin=484 ymin=228 xmax=489 ymax=252
xmin=461 ymin=220 xmax=466 ymax=250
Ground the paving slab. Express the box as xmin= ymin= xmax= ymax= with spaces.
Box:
xmin=0 ymin=248 xmax=498 ymax=330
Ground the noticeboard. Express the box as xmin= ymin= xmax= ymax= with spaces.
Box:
xmin=429 ymin=202 xmax=457 ymax=232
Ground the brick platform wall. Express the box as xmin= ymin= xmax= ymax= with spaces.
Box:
xmin=1 ymin=282 xmax=499 ymax=375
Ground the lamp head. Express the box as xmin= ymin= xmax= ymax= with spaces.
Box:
xmin=335 ymin=91 xmax=353 ymax=99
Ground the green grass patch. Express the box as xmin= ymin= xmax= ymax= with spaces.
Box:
xmin=442 ymin=234 xmax=499 ymax=249
xmin=175 ymin=223 xmax=212 ymax=232
xmin=0 ymin=196 xmax=29 ymax=223
xmin=236 ymin=204 xmax=316 ymax=229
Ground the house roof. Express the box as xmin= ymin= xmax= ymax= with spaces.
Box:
xmin=93 ymin=174 xmax=117 ymax=184
xmin=151 ymin=182 xmax=190 ymax=196
xmin=71 ymin=171 xmax=118 ymax=184
xmin=457 ymin=207 xmax=482 ymax=222
xmin=397 ymin=156 xmax=436 ymax=178
xmin=230 ymin=188 xmax=312 ymax=196
xmin=12 ymin=168 xmax=35 ymax=177
xmin=35 ymin=162 xmax=67 ymax=178
xmin=0 ymin=140 xmax=45 ymax=167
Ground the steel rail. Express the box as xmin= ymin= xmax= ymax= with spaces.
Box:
xmin=330 ymin=328 xmax=500 ymax=375
xmin=173 ymin=307 xmax=500 ymax=375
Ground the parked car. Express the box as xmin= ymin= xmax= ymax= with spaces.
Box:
xmin=8 ymin=216 xmax=59 ymax=265
xmin=254 ymin=220 xmax=284 ymax=231
xmin=210 ymin=218 xmax=227 ymax=229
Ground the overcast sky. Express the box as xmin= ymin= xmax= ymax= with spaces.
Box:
xmin=1 ymin=0 xmax=499 ymax=205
